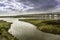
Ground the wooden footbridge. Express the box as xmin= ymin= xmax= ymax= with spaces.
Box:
xmin=21 ymin=12 xmax=60 ymax=20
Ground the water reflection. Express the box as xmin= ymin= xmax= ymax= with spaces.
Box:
xmin=0 ymin=18 xmax=60 ymax=40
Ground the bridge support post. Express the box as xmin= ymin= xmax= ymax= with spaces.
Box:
xmin=49 ymin=15 xmax=52 ymax=20
xmin=54 ymin=15 xmax=57 ymax=20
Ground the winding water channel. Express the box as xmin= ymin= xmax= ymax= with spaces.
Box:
xmin=0 ymin=18 xmax=60 ymax=40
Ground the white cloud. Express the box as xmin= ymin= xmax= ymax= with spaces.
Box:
xmin=0 ymin=0 xmax=59 ymax=16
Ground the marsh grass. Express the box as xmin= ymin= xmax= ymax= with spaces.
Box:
xmin=19 ymin=19 xmax=60 ymax=35
xmin=0 ymin=20 xmax=18 ymax=40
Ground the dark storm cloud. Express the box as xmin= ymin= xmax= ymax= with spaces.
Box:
xmin=0 ymin=3 xmax=5 ymax=6
xmin=16 ymin=0 xmax=58 ymax=11
xmin=0 ymin=0 xmax=59 ymax=12
xmin=0 ymin=0 xmax=59 ymax=15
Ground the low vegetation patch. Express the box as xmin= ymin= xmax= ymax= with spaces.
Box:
xmin=37 ymin=20 xmax=60 ymax=35
xmin=0 ymin=20 xmax=18 ymax=40
xmin=19 ymin=19 xmax=60 ymax=35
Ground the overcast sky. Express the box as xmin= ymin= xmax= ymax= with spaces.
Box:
xmin=0 ymin=0 xmax=60 ymax=16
